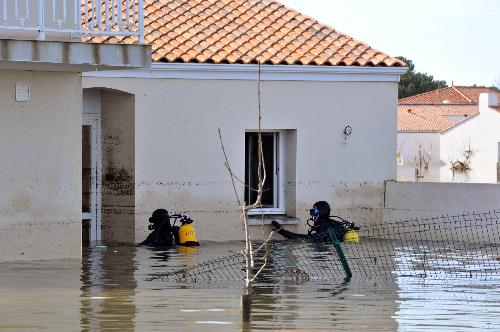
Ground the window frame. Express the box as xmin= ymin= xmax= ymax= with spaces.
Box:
xmin=245 ymin=129 xmax=286 ymax=215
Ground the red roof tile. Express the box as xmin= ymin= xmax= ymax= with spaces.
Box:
xmin=399 ymin=86 xmax=500 ymax=105
xmin=398 ymin=86 xmax=499 ymax=133
xmin=397 ymin=105 xmax=478 ymax=133
xmin=455 ymin=86 xmax=500 ymax=104
xmin=86 ymin=0 xmax=404 ymax=67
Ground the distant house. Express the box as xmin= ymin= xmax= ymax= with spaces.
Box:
xmin=397 ymin=86 xmax=500 ymax=183
xmin=83 ymin=0 xmax=406 ymax=245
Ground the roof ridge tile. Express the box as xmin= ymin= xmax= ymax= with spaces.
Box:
xmin=451 ymin=86 xmax=473 ymax=103
xmin=399 ymin=86 xmax=455 ymax=104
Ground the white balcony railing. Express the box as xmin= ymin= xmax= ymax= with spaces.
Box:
xmin=0 ymin=0 xmax=144 ymax=43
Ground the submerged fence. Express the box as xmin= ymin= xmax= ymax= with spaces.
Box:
xmin=149 ymin=210 xmax=500 ymax=283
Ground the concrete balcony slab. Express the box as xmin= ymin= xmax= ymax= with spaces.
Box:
xmin=0 ymin=39 xmax=150 ymax=72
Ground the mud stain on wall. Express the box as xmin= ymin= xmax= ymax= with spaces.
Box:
xmin=333 ymin=182 xmax=384 ymax=208
xmin=10 ymin=192 xmax=32 ymax=213
xmin=103 ymin=164 xmax=134 ymax=196
xmin=100 ymin=89 xmax=135 ymax=244
xmin=132 ymin=180 xmax=387 ymax=242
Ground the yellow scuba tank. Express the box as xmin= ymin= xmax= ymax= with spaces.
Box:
xmin=178 ymin=223 xmax=197 ymax=244
xmin=178 ymin=220 xmax=200 ymax=246
xmin=343 ymin=229 xmax=360 ymax=243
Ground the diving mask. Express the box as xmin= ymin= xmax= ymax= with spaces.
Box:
xmin=309 ymin=207 xmax=320 ymax=218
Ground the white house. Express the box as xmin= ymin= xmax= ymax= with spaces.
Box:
xmin=1 ymin=0 xmax=406 ymax=261
xmin=83 ymin=0 xmax=406 ymax=246
xmin=0 ymin=0 xmax=150 ymax=261
xmin=397 ymin=86 xmax=500 ymax=183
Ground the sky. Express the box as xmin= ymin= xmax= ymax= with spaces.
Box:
xmin=279 ymin=0 xmax=500 ymax=87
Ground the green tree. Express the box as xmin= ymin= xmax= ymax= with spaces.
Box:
xmin=397 ymin=56 xmax=447 ymax=99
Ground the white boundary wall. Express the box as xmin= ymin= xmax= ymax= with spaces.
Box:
xmin=384 ymin=180 xmax=500 ymax=221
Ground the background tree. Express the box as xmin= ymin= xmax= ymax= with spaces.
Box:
xmin=397 ymin=56 xmax=447 ymax=99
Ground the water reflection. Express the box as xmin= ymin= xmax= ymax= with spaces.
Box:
xmin=397 ymin=163 xmax=499 ymax=183
xmin=80 ymin=245 xmax=137 ymax=332
xmin=0 ymin=259 xmax=81 ymax=331
xmin=394 ymin=243 xmax=500 ymax=331
xmin=0 ymin=241 xmax=498 ymax=331
xmin=247 ymin=278 xmax=399 ymax=331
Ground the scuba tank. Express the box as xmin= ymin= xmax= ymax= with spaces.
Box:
xmin=339 ymin=219 xmax=360 ymax=243
xmin=176 ymin=215 xmax=200 ymax=247
xmin=310 ymin=215 xmax=360 ymax=243
xmin=343 ymin=229 xmax=360 ymax=243
xmin=306 ymin=213 xmax=361 ymax=243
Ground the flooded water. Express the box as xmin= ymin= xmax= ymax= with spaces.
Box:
xmin=1 ymin=241 xmax=500 ymax=331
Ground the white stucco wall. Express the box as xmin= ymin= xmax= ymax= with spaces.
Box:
xmin=384 ymin=180 xmax=500 ymax=243
xmin=0 ymin=70 xmax=82 ymax=261
xmin=397 ymin=132 xmax=441 ymax=181
xmin=440 ymin=107 xmax=500 ymax=183
xmin=84 ymin=76 xmax=398 ymax=242
xmin=385 ymin=180 xmax=500 ymax=217
xmin=100 ymin=90 xmax=136 ymax=243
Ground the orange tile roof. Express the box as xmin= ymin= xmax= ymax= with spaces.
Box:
xmin=455 ymin=86 xmax=500 ymax=104
xmin=88 ymin=0 xmax=404 ymax=67
xmin=399 ymin=86 xmax=500 ymax=105
xmin=398 ymin=86 xmax=500 ymax=133
xmin=397 ymin=105 xmax=478 ymax=133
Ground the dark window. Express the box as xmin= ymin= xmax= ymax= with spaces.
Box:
xmin=245 ymin=132 xmax=279 ymax=208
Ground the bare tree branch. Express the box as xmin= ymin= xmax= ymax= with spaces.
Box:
xmin=218 ymin=62 xmax=272 ymax=293
xmin=218 ymin=127 xmax=242 ymax=207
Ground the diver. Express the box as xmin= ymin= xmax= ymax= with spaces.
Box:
xmin=139 ymin=208 xmax=176 ymax=246
xmin=139 ymin=208 xmax=200 ymax=247
xmin=271 ymin=201 xmax=359 ymax=243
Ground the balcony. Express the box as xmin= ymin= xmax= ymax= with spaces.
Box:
xmin=0 ymin=1 xmax=150 ymax=72
xmin=0 ymin=0 xmax=144 ymax=43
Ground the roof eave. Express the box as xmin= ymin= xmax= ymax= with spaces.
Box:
xmin=84 ymin=62 xmax=408 ymax=82
xmin=397 ymin=130 xmax=441 ymax=134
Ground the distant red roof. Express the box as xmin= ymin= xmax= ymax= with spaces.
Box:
xmin=398 ymin=86 xmax=499 ymax=133
xmin=399 ymin=86 xmax=500 ymax=105
xmin=454 ymin=86 xmax=500 ymax=104
xmin=397 ymin=105 xmax=478 ymax=133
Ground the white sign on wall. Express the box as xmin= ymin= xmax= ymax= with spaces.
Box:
xmin=15 ymin=84 xmax=31 ymax=102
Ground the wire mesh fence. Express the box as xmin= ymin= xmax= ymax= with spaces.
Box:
xmin=149 ymin=210 xmax=500 ymax=284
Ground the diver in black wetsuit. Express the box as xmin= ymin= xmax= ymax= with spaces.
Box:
xmin=271 ymin=201 xmax=348 ymax=243
xmin=139 ymin=209 xmax=179 ymax=246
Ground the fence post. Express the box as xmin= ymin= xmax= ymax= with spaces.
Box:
xmin=37 ymin=0 xmax=45 ymax=40
xmin=330 ymin=230 xmax=352 ymax=279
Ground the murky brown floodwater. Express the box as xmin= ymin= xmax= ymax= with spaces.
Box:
xmin=1 ymin=241 xmax=499 ymax=331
